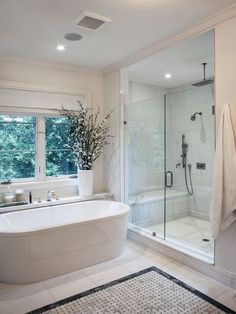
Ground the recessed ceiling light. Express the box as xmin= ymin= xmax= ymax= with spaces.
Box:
xmin=164 ymin=73 xmax=172 ymax=79
xmin=57 ymin=44 xmax=65 ymax=51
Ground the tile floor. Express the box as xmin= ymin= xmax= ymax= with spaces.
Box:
xmin=147 ymin=216 xmax=214 ymax=259
xmin=0 ymin=239 xmax=235 ymax=314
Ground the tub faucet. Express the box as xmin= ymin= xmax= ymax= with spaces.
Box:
xmin=47 ymin=190 xmax=56 ymax=201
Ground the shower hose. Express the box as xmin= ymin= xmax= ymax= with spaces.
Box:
xmin=184 ymin=162 xmax=194 ymax=195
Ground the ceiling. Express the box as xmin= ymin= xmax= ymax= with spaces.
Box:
xmin=127 ymin=30 xmax=214 ymax=88
xmin=0 ymin=0 xmax=235 ymax=70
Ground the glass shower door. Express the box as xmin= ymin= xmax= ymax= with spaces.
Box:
xmin=124 ymin=95 xmax=165 ymax=239
xmin=164 ymin=86 xmax=215 ymax=261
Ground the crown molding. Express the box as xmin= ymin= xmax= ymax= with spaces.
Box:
xmin=0 ymin=55 xmax=103 ymax=76
xmin=104 ymin=3 xmax=236 ymax=73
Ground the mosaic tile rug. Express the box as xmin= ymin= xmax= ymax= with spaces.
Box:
xmin=28 ymin=267 xmax=235 ymax=314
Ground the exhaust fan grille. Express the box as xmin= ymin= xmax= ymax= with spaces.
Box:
xmin=78 ymin=16 xmax=105 ymax=30
xmin=73 ymin=11 xmax=111 ymax=31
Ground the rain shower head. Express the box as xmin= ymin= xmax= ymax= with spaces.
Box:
xmin=190 ymin=112 xmax=202 ymax=121
xmin=192 ymin=78 xmax=214 ymax=87
xmin=192 ymin=63 xmax=214 ymax=87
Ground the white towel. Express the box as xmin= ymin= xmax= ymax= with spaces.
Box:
xmin=210 ymin=104 xmax=236 ymax=238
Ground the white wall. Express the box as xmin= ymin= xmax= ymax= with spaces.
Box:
xmin=103 ymin=71 xmax=121 ymax=200
xmin=0 ymin=58 xmax=105 ymax=198
xmin=214 ymin=16 xmax=236 ymax=274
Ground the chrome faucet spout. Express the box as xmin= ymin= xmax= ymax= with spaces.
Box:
xmin=47 ymin=190 xmax=56 ymax=201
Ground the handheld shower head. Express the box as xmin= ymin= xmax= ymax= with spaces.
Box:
xmin=190 ymin=112 xmax=202 ymax=121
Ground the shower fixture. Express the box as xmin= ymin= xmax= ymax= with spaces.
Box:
xmin=190 ymin=112 xmax=202 ymax=121
xmin=181 ymin=134 xmax=188 ymax=168
xmin=192 ymin=63 xmax=214 ymax=87
xmin=181 ymin=134 xmax=193 ymax=195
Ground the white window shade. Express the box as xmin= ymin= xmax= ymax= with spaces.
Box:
xmin=0 ymin=87 xmax=87 ymax=115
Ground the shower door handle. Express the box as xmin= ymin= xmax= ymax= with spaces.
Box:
xmin=165 ymin=171 xmax=173 ymax=188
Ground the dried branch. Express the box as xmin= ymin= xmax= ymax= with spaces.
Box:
xmin=59 ymin=100 xmax=113 ymax=170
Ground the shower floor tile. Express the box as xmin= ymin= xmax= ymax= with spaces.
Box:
xmin=147 ymin=216 xmax=214 ymax=259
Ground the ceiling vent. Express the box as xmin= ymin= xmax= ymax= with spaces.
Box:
xmin=72 ymin=11 xmax=112 ymax=31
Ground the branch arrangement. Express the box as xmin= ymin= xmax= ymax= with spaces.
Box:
xmin=59 ymin=101 xmax=113 ymax=170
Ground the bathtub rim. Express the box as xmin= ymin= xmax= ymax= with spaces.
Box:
xmin=0 ymin=200 xmax=130 ymax=237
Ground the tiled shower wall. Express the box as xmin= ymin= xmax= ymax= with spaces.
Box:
xmin=166 ymin=84 xmax=214 ymax=219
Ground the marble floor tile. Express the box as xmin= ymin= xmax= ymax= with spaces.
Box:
xmin=119 ymin=254 xmax=162 ymax=273
xmin=82 ymin=260 xmax=119 ymax=277
xmin=47 ymin=276 xmax=96 ymax=302
xmin=86 ymin=265 xmax=131 ymax=286
xmin=114 ymin=240 xmax=149 ymax=264
xmin=0 ymin=282 xmax=47 ymax=302
xmin=216 ymin=288 xmax=236 ymax=311
xmin=43 ymin=269 xmax=85 ymax=290
xmin=0 ymin=239 xmax=232 ymax=313
xmin=0 ymin=287 xmax=53 ymax=314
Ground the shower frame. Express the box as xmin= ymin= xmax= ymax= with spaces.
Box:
xmin=121 ymin=87 xmax=216 ymax=264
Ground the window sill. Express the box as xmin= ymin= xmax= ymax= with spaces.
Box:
xmin=0 ymin=177 xmax=78 ymax=192
xmin=0 ymin=193 xmax=114 ymax=214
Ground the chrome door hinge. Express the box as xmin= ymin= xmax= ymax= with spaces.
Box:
xmin=212 ymin=105 xmax=215 ymax=115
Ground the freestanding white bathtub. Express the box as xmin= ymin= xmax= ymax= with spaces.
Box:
xmin=0 ymin=200 xmax=130 ymax=284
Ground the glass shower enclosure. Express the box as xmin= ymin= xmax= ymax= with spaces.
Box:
xmin=125 ymin=84 xmax=215 ymax=262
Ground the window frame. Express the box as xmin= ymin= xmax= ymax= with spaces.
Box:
xmin=0 ymin=113 xmax=77 ymax=183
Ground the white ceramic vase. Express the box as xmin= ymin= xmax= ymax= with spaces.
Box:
xmin=77 ymin=169 xmax=94 ymax=197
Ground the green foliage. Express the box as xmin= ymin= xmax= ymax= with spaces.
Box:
xmin=45 ymin=117 xmax=76 ymax=176
xmin=0 ymin=116 xmax=35 ymax=180
xmin=0 ymin=115 xmax=76 ymax=180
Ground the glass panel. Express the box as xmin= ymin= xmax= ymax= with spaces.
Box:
xmin=45 ymin=117 xmax=77 ymax=176
xmin=165 ymin=85 xmax=215 ymax=262
xmin=124 ymin=95 xmax=165 ymax=239
xmin=0 ymin=115 xmax=36 ymax=180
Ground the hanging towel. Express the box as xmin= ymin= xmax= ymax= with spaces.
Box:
xmin=210 ymin=104 xmax=236 ymax=238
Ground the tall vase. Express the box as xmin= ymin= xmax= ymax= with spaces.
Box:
xmin=77 ymin=169 xmax=94 ymax=197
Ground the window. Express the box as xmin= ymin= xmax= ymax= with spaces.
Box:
xmin=0 ymin=115 xmax=36 ymax=180
xmin=0 ymin=114 xmax=76 ymax=181
xmin=45 ymin=117 xmax=76 ymax=177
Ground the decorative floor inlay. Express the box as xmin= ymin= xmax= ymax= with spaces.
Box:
xmin=28 ymin=267 xmax=235 ymax=314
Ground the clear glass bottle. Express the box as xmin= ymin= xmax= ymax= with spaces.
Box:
xmin=3 ymin=186 xmax=15 ymax=203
